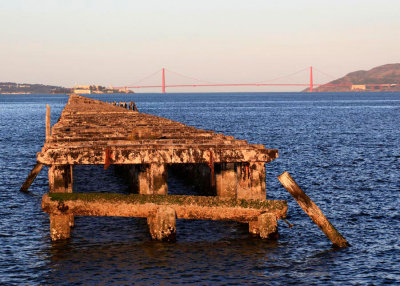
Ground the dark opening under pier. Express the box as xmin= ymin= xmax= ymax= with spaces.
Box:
xmin=36 ymin=94 xmax=287 ymax=241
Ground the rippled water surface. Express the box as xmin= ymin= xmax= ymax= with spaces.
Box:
xmin=0 ymin=92 xmax=399 ymax=285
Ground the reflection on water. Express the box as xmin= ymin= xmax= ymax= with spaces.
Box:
xmin=45 ymin=226 xmax=282 ymax=285
xmin=0 ymin=92 xmax=399 ymax=284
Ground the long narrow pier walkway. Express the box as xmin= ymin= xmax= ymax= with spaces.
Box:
xmin=38 ymin=94 xmax=286 ymax=241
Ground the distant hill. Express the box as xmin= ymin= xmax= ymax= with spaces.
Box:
xmin=0 ymin=82 xmax=68 ymax=94
xmin=306 ymin=63 xmax=400 ymax=92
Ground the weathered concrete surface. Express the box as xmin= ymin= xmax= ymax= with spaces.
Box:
xmin=147 ymin=206 xmax=176 ymax=241
xmin=48 ymin=165 xmax=74 ymax=228
xmin=38 ymin=146 xmax=278 ymax=165
xmin=214 ymin=162 xmax=267 ymax=200
xmin=258 ymin=213 xmax=278 ymax=239
xmin=248 ymin=220 xmax=259 ymax=235
xmin=50 ymin=214 xmax=71 ymax=240
xmin=215 ymin=163 xmax=237 ymax=198
xmin=37 ymin=95 xmax=278 ymax=166
xmin=42 ymin=193 xmax=287 ymax=223
xmin=129 ymin=164 xmax=168 ymax=195
xmin=48 ymin=165 xmax=73 ymax=193
xmin=237 ymin=162 xmax=266 ymax=200
xmin=248 ymin=213 xmax=278 ymax=239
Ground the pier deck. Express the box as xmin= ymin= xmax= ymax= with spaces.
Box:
xmin=38 ymin=95 xmax=278 ymax=165
xmin=38 ymin=94 xmax=286 ymax=241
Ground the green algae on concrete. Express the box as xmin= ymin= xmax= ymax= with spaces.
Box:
xmin=48 ymin=193 xmax=287 ymax=211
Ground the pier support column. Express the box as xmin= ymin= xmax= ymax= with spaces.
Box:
xmin=50 ymin=214 xmax=71 ymax=241
xmin=237 ymin=162 xmax=266 ymax=201
xmin=248 ymin=213 xmax=278 ymax=239
xmin=215 ymin=163 xmax=237 ymax=198
xmin=130 ymin=163 xmax=168 ymax=195
xmin=258 ymin=213 xmax=278 ymax=239
xmin=169 ymin=164 xmax=215 ymax=196
xmin=147 ymin=206 xmax=176 ymax=241
xmin=48 ymin=165 xmax=74 ymax=240
xmin=248 ymin=220 xmax=259 ymax=235
xmin=49 ymin=165 xmax=73 ymax=193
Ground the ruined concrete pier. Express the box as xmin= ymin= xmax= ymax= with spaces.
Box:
xmin=37 ymin=94 xmax=286 ymax=241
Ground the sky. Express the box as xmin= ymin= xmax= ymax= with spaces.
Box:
xmin=0 ymin=0 xmax=399 ymax=92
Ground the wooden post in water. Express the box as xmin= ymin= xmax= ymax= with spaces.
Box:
xmin=20 ymin=104 xmax=50 ymax=192
xmin=19 ymin=163 xmax=44 ymax=192
xmin=278 ymin=171 xmax=349 ymax=248
xmin=46 ymin=104 xmax=51 ymax=141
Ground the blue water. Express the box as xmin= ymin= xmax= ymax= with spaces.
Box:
xmin=0 ymin=92 xmax=399 ymax=285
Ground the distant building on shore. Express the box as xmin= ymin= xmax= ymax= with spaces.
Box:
xmin=351 ymin=85 xmax=366 ymax=91
xmin=72 ymin=85 xmax=133 ymax=94
xmin=73 ymin=85 xmax=92 ymax=94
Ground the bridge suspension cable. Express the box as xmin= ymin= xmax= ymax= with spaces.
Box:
xmin=256 ymin=67 xmax=309 ymax=84
xmin=312 ymin=67 xmax=338 ymax=80
xmin=128 ymin=69 xmax=162 ymax=86
xmin=165 ymin=68 xmax=217 ymax=84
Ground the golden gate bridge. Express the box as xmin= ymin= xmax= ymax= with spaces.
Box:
xmin=114 ymin=67 xmax=388 ymax=93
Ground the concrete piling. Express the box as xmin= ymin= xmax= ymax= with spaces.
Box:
xmin=129 ymin=164 xmax=168 ymax=195
xmin=258 ymin=213 xmax=278 ymax=239
xmin=147 ymin=206 xmax=176 ymax=241
xmin=248 ymin=213 xmax=278 ymax=239
xmin=237 ymin=162 xmax=266 ymax=200
xmin=50 ymin=214 xmax=71 ymax=241
xmin=48 ymin=165 xmax=73 ymax=193
xmin=48 ymin=165 xmax=74 ymax=237
xmin=215 ymin=163 xmax=237 ymax=198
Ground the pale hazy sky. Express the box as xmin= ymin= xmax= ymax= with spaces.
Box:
xmin=1 ymin=0 xmax=399 ymax=92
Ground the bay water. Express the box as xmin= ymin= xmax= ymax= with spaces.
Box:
xmin=0 ymin=92 xmax=399 ymax=285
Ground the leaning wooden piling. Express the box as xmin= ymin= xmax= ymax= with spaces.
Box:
xmin=20 ymin=103 xmax=50 ymax=192
xmin=19 ymin=163 xmax=43 ymax=192
xmin=278 ymin=171 xmax=349 ymax=248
